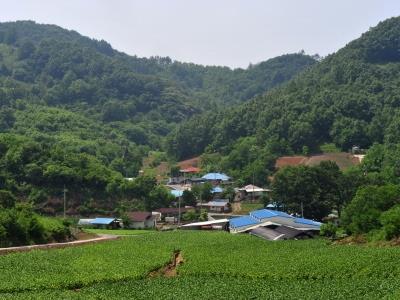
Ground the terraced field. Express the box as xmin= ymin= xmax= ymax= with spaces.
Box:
xmin=1 ymin=231 xmax=400 ymax=299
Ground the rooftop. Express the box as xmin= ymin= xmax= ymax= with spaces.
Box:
xmin=90 ymin=218 xmax=116 ymax=225
xmin=202 ymin=173 xmax=230 ymax=181
xmin=128 ymin=212 xmax=153 ymax=222
xmin=230 ymin=216 xmax=260 ymax=228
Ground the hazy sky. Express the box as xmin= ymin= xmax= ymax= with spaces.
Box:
xmin=1 ymin=0 xmax=399 ymax=68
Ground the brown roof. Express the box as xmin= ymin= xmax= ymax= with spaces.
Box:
xmin=128 ymin=211 xmax=152 ymax=222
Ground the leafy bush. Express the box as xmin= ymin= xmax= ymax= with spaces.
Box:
xmin=320 ymin=222 xmax=337 ymax=238
xmin=38 ymin=217 xmax=71 ymax=242
xmin=341 ymin=184 xmax=400 ymax=234
xmin=380 ymin=205 xmax=400 ymax=240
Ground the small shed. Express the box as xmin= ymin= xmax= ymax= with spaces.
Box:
xmin=128 ymin=212 xmax=156 ymax=229
xmin=90 ymin=218 xmax=120 ymax=229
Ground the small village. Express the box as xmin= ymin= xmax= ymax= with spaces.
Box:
xmin=78 ymin=152 xmax=364 ymax=241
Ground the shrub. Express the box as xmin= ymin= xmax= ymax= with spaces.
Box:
xmin=380 ymin=205 xmax=400 ymax=240
xmin=320 ymin=222 xmax=337 ymax=238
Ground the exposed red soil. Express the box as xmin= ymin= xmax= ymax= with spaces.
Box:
xmin=275 ymin=153 xmax=360 ymax=171
xmin=178 ymin=157 xmax=201 ymax=169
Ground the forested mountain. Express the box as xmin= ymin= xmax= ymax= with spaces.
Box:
xmin=167 ymin=16 xmax=400 ymax=184
xmin=0 ymin=20 xmax=313 ymax=213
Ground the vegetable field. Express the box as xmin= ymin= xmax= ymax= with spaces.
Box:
xmin=1 ymin=231 xmax=400 ymax=299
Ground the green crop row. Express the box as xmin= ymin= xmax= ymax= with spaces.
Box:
xmin=1 ymin=231 xmax=400 ymax=298
xmin=4 ymin=276 xmax=400 ymax=299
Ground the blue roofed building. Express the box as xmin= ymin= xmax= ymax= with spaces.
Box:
xmin=229 ymin=208 xmax=322 ymax=238
xmin=229 ymin=216 xmax=260 ymax=233
xmin=90 ymin=218 xmax=120 ymax=229
xmin=202 ymin=173 xmax=231 ymax=182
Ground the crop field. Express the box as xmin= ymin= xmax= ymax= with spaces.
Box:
xmin=1 ymin=231 xmax=400 ymax=299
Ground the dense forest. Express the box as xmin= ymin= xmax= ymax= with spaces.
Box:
xmin=0 ymin=15 xmax=399 ymax=242
xmin=0 ymin=21 xmax=314 ymax=214
xmin=167 ymin=16 xmax=400 ymax=184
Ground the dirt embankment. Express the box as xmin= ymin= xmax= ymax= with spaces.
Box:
xmin=149 ymin=250 xmax=184 ymax=278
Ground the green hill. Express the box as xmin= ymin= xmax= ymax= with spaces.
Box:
xmin=0 ymin=20 xmax=313 ymax=213
xmin=167 ymin=16 xmax=400 ymax=183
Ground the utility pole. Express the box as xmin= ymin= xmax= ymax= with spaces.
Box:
xmin=178 ymin=195 xmax=181 ymax=226
xmin=63 ymin=184 xmax=67 ymax=219
xmin=252 ymin=171 xmax=255 ymax=202
xmin=301 ymin=201 xmax=304 ymax=218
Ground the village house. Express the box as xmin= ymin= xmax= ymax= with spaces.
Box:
xmin=197 ymin=199 xmax=230 ymax=213
xmin=127 ymin=212 xmax=156 ymax=229
xmin=89 ymin=217 xmax=120 ymax=229
xmin=237 ymin=184 xmax=271 ymax=201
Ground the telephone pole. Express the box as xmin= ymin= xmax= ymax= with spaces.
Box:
xmin=63 ymin=184 xmax=67 ymax=219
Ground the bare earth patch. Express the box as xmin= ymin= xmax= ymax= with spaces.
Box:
xmin=149 ymin=250 xmax=184 ymax=278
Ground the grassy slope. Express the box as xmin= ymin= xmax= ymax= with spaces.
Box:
xmin=1 ymin=231 xmax=400 ymax=299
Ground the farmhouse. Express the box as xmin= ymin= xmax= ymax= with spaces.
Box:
xmin=229 ymin=209 xmax=321 ymax=240
xmin=202 ymin=172 xmax=231 ymax=184
xmin=237 ymin=184 xmax=271 ymax=201
xmin=127 ymin=212 xmax=156 ymax=229
xmin=197 ymin=199 xmax=230 ymax=213
xmin=90 ymin=218 xmax=120 ymax=229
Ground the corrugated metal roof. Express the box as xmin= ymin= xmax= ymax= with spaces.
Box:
xmin=230 ymin=216 xmax=260 ymax=228
xmin=90 ymin=218 xmax=116 ymax=225
xmin=250 ymin=209 xmax=294 ymax=220
xmin=294 ymin=218 xmax=321 ymax=227
xmin=202 ymin=173 xmax=230 ymax=181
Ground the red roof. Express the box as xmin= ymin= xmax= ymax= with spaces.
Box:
xmin=180 ymin=166 xmax=201 ymax=173
xmin=128 ymin=211 xmax=153 ymax=222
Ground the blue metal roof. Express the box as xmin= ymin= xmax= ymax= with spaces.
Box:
xmin=90 ymin=218 xmax=116 ymax=225
xmin=294 ymin=218 xmax=322 ymax=227
xmin=211 ymin=186 xmax=224 ymax=193
xmin=202 ymin=173 xmax=230 ymax=181
xmin=229 ymin=216 xmax=259 ymax=228
xmin=250 ymin=209 xmax=277 ymax=220
xmin=170 ymin=189 xmax=184 ymax=197
xmin=250 ymin=209 xmax=294 ymax=220
xmin=272 ymin=210 xmax=294 ymax=218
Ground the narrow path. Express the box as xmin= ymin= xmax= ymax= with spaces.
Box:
xmin=0 ymin=235 xmax=119 ymax=255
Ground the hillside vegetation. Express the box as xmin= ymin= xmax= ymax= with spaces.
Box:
xmin=0 ymin=21 xmax=314 ymax=213
xmin=168 ymin=17 xmax=400 ymax=183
